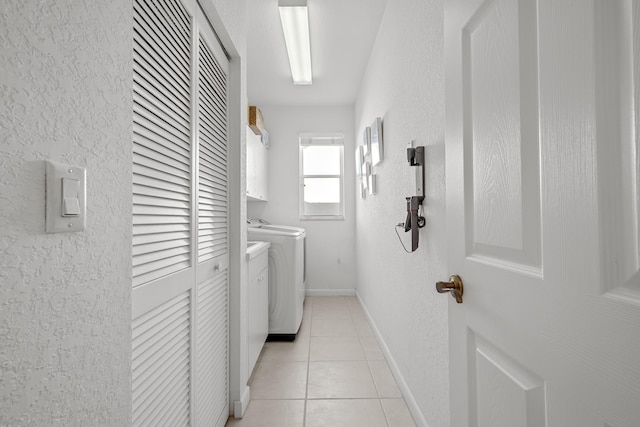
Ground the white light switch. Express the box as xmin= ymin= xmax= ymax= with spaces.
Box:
xmin=46 ymin=161 xmax=86 ymax=233
xmin=62 ymin=178 xmax=80 ymax=216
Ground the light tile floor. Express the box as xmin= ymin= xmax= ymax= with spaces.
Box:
xmin=226 ymin=296 xmax=416 ymax=427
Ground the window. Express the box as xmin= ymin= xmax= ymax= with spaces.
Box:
xmin=299 ymin=133 xmax=344 ymax=219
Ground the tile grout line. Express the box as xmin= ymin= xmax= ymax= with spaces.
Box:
xmin=350 ymin=296 xmax=392 ymax=427
xmin=302 ymin=299 xmax=313 ymax=427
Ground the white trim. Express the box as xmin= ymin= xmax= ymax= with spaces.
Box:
xmin=233 ymin=385 xmax=251 ymax=418
xmin=356 ymin=291 xmax=429 ymax=427
xmin=299 ymin=132 xmax=344 ymax=145
xmin=305 ymin=288 xmax=356 ymax=297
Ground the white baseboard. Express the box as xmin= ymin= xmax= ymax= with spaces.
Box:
xmin=233 ymin=385 xmax=251 ymax=418
xmin=305 ymin=288 xmax=356 ymax=297
xmin=355 ymin=292 xmax=429 ymax=427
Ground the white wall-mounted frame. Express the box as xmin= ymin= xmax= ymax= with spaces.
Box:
xmin=362 ymin=161 xmax=370 ymax=190
xmin=370 ymin=117 xmax=383 ymax=166
xmin=355 ymin=146 xmax=366 ymax=199
xmin=362 ymin=126 xmax=371 ymax=155
xmin=355 ymin=145 xmax=364 ymax=177
xmin=368 ymin=172 xmax=377 ymax=195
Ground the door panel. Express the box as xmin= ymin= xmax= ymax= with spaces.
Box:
xmin=132 ymin=0 xmax=230 ymax=425
xmin=446 ymin=0 xmax=640 ymax=426
xmin=595 ymin=0 xmax=640 ymax=300
xmin=469 ymin=331 xmax=546 ymax=427
xmin=463 ymin=0 xmax=541 ymax=274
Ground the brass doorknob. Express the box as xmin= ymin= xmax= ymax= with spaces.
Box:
xmin=436 ymin=275 xmax=464 ymax=304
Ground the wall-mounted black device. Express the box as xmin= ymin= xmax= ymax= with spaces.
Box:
xmin=397 ymin=145 xmax=426 ymax=252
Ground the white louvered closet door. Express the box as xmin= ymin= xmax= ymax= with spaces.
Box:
xmin=132 ymin=0 xmax=229 ymax=425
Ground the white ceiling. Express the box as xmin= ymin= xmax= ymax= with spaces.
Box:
xmin=246 ymin=0 xmax=389 ymax=106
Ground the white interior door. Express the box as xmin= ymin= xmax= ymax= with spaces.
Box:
xmin=132 ymin=0 xmax=229 ymax=425
xmin=445 ymin=1 xmax=640 ymax=426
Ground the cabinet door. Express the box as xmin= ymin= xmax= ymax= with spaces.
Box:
xmin=246 ymin=126 xmax=257 ymax=199
xmin=246 ymin=128 xmax=268 ymax=201
xmin=255 ymin=139 xmax=268 ymax=200
xmin=248 ymin=250 xmax=269 ymax=374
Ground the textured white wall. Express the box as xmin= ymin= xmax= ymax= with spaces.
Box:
xmin=247 ymin=105 xmax=357 ymax=294
xmin=354 ymin=0 xmax=450 ymax=426
xmin=0 ymin=1 xmax=132 ymax=426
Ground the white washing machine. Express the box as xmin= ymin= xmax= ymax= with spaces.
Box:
xmin=248 ymin=222 xmax=306 ymax=340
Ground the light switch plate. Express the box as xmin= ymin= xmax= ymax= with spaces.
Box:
xmin=45 ymin=160 xmax=86 ymax=233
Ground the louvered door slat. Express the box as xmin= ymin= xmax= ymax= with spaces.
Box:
xmin=199 ymin=164 xmax=227 ymax=186
xmin=199 ymin=198 xmax=226 ymax=209
xmin=134 ymin=150 xmax=191 ymax=181
xmin=198 ymin=93 xmax=226 ymax=129
xmin=133 ymin=258 xmax=190 ymax=288
xmin=133 ymin=0 xmax=192 ymax=290
xmin=133 ymin=112 xmax=190 ymax=157
xmin=133 ymin=229 xmax=190 ymax=246
xmin=134 ymin=2 xmax=190 ymax=69
xmin=134 ymin=1 xmax=191 ymax=92
xmin=199 ymin=152 xmax=226 ymax=173
xmin=157 ymin=0 xmax=190 ymax=37
xmin=197 ymin=35 xmax=228 ymax=265
xmin=199 ymin=139 xmax=227 ymax=166
xmin=132 ymin=290 xmax=191 ymax=427
xmin=195 ymin=273 xmax=228 ymax=426
xmin=199 ymin=46 xmax=227 ymax=102
xmin=134 ymin=165 xmax=190 ymax=190
xmin=134 ymin=194 xmax=190 ymax=210
xmin=199 ymin=172 xmax=227 ymax=190
xmin=133 ymin=28 xmax=190 ymax=93
xmin=133 ymin=185 xmax=190 ymax=204
xmin=198 ymin=97 xmax=227 ymax=141
xmin=133 ymin=51 xmax=190 ymax=114
xmin=132 ymin=75 xmax=189 ymax=131
xmin=134 ymin=177 xmax=190 ymax=197
xmin=133 ymin=207 xmax=191 ymax=219
xmin=199 ymin=119 xmax=227 ymax=150
xmin=133 ymin=329 xmax=190 ymax=406
xmin=132 ymin=126 xmax=191 ymax=165
xmin=139 ymin=0 xmax=191 ymax=56
xmin=200 ymin=143 xmax=227 ymax=166
xmin=198 ymin=89 xmax=227 ymax=130
xmin=199 ymin=177 xmax=226 ymax=195
xmin=133 ymin=293 xmax=191 ymax=341
xmin=134 ymin=91 xmax=190 ymax=139
xmin=133 ymin=238 xmax=191 ymax=257
xmin=132 ymin=71 xmax=189 ymax=126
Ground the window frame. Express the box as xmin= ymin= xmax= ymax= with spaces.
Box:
xmin=298 ymin=133 xmax=345 ymax=220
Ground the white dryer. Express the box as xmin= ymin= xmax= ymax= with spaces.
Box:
xmin=248 ymin=222 xmax=306 ymax=340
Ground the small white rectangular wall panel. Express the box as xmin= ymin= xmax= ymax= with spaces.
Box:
xmin=463 ymin=0 xmax=541 ymax=274
xmin=45 ymin=160 xmax=86 ymax=233
xmin=594 ymin=0 xmax=640 ymax=302
xmin=469 ymin=331 xmax=546 ymax=427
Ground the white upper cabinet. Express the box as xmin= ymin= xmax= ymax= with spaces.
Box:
xmin=246 ymin=126 xmax=268 ymax=201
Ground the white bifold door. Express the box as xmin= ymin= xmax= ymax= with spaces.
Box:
xmin=445 ymin=0 xmax=640 ymax=426
xmin=132 ymin=0 xmax=229 ymax=425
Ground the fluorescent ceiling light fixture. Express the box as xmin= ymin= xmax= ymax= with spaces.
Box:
xmin=278 ymin=0 xmax=312 ymax=85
